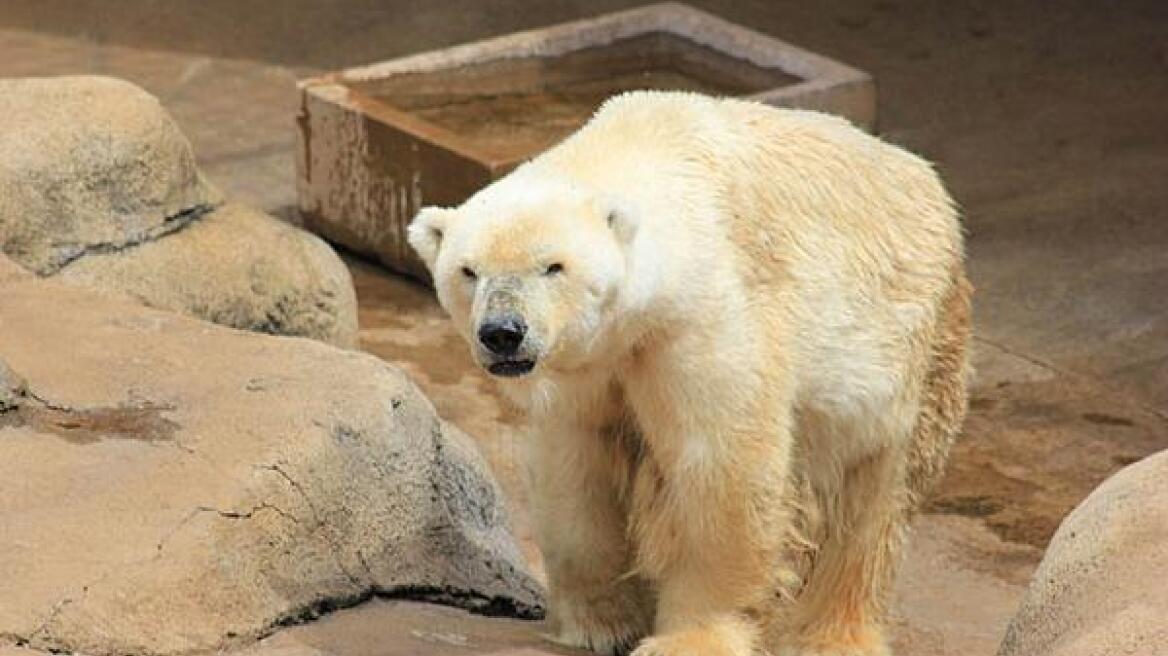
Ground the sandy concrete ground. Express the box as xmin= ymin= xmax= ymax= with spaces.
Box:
xmin=1 ymin=1 xmax=1165 ymax=654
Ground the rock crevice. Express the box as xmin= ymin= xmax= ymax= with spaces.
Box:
xmin=49 ymin=202 xmax=218 ymax=274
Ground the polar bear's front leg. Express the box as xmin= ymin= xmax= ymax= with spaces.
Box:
xmin=623 ymin=332 xmax=796 ymax=656
xmin=527 ymin=412 xmax=653 ymax=655
xmin=625 ymin=449 xmax=788 ymax=656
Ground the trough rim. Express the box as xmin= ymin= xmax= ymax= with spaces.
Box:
xmin=299 ymin=2 xmax=876 ymax=169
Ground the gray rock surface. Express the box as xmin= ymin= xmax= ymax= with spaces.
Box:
xmin=998 ymin=449 xmax=1168 ymax=656
xmin=0 ymin=76 xmax=357 ymax=347
xmin=0 ymin=274 xmax=543 ymax=656
xmin=57 ymin=203 xmax=359 ymax=348
xmin=0 ymin=76 xmax=221 ymax=275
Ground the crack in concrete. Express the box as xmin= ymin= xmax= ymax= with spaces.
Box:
xmin=256 ymin=463 xmax=323 ymax=525
xmin=196 ymin=502 xmax=299 ymax=525
xmin=155 ymin=508 xmax=204 ymax=554
xmin=47 ymin=202 xmax=219 ymax=275
xmin=974 ymin=335 xmax=1168 ymax=423
xmin=356 ymin=550 xmax=376 ymax=580
xmin=4 ymin=456 xmax=537 ymax=654
xmin=22 ymin=389 xmax=73 ymax=413
xmin=1 ymin=508 xmax=203 ymax=652
xmin=19 ymin=596 xmax=72 ymax=649
xmin=256 ymin=461 xmax=364 ymax=588
xmin=7 ymin=503 xmax=267 ymax=653
xmin=12 ymin=560 xmax=123 ymax=654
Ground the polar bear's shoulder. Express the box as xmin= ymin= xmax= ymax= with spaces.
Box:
xmin=587 ymin=91 xmax=860 ymax=139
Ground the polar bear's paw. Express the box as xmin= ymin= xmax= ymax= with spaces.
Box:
xmin=778 ymin=647 xmax=890 ymax=656
xmin=545 ymin=623 xmax=642 ymax=656
xmin=630 ymin=618 xmax=756 ymax=656
xmin=776 ymin=627 xmax=891 ymax=656
xmin=543 ymin=592 xmax=651 ymax=656
xmin=629 ymin=634 xmax=738 ymax=656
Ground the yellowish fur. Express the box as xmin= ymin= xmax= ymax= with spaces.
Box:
xmin=409 ymin=91 xmax=971 ymax=656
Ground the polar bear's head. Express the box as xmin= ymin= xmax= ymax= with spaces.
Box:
xmin=408 ymin=172 xmax=637 ymax=379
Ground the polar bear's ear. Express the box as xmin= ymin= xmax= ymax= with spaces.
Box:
xmin=408 ymin=206 xmax=456 ymax=272
xmin=605 ymin=206 xmax=638 ymax=246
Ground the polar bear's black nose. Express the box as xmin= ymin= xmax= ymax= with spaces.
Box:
xmin=479 ymin=315 xmax=527 ymax=356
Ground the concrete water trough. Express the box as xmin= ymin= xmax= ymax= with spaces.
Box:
xmin=296 ymin=2 xmax=876 ymax=280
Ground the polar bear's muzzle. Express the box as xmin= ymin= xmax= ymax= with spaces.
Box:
xmin=479 ymin=313 xmax=536 ymax=376
xmin=476 ymin=282 xmax=540 ymax=377
xmin=479 ymin=314 xmax=526 ymax=355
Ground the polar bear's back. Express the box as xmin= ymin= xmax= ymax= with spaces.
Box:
xmin=548 ymin=91 xmax=963 ymax=308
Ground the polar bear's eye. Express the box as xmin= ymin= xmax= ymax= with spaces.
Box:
xmin=544 ymin=263 xmax=564 ymax=276
xmin=460 ymin=266 xmax=477 ymax=280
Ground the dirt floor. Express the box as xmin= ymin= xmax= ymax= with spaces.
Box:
xmin=1 ymin=1 xmax=1166 ymax=654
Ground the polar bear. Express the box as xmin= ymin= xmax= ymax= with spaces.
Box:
xmin=408 ymin=91 xmax=971 ymax=656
